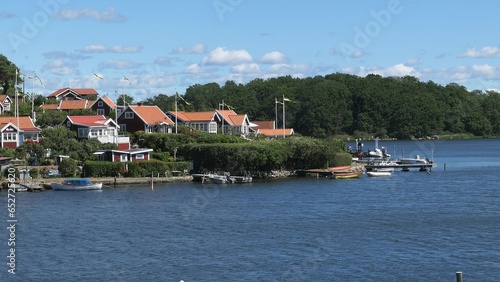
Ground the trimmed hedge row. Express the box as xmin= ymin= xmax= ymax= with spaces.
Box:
xmin=83 ymin=161 xmax=190 ymax=177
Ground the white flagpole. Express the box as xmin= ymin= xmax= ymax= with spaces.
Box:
xmin=175 ymin=92 xmax=178 ymax=134
xmin=282 ymin=95 xmax=285 ymax=137
xmin=15 ymin=69 xmax=19 ymax=131
xmin=275 ymin=98 xmax=278 ymax=129
xmin=31 ymin=71 xmax=35 ymax=121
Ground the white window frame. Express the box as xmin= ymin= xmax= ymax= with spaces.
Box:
xmin=135 ymin=154 xmax=144 ymax=160
xmin=96 ymin=109 xmax=105 ymax=115
xmin=125 ymin=112 xmax=134 ymax=119
xmin=120 ymin=154 xmax=128 ymax=162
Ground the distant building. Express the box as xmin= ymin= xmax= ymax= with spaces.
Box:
xmin=117 ymin=104 xmax=174 ymax=134
xmin=0 ymin=116 xmax=41 ymax=148
xmin=47 ymin=87 xmax=99 ymax=101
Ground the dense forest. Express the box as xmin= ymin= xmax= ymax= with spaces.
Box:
xmin=143 ymin=73 xmax=500 ymax=140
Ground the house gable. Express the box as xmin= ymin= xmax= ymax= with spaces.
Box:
xmin=90 ymin=96 xmax=115 ymax=116
xmin=47 ymin=88 xmax=99 ymax=101
xmin=118 ymin=105 xmax=173 ymax=134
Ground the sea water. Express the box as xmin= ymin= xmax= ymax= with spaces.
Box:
xmin=2 ymin=139 xmax=500 ymax=281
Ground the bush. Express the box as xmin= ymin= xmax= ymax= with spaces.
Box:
xmin=83 ymin=161 xmax=123 ymax=177
xmin=59 ymin=158 xmax=78 ymax=177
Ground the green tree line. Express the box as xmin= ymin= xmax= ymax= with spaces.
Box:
xmin=161 ymin=74 xmax=497 ymax=139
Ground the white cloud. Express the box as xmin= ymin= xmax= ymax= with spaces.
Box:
xmin=460 ymin=46 xmax=500 ymax=58
xmin=231 ymin=63 xmax=260 ymax=74
xmin=81 ymin=45 xmax=143 ymax=53
xmin=202 ymin=47 xmax=253 ymax=65
xmin=54 ymin=7 xmax=126 ymax=22
xmin=172 ymin=43 xmax=206 ymax=54
xmin=98 ymin=60 xmax=142 ymax=70
xmin=41 ymin=59 xmax=79 ymax=76
xmin=342 ymin=64 xmax=418 ymax=79
xmin=471 ymin=64 xmax=496 ymax=78
xmin=384 ymin=64 xmax=418 ymax=77
xmin=186 ymin=64 xmax=201 ymax=74
xmin=260 ymin=51 xmax=288 ymax=64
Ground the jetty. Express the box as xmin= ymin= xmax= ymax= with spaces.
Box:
xmin=365 ymin=162 xmax=437 ymax=172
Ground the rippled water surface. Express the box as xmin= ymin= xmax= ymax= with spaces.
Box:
xmin=3 ymin=139 xmax=500 ymax=281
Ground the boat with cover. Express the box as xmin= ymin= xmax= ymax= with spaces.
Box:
xmin=51 ymin=178 xmax=102 ymax=191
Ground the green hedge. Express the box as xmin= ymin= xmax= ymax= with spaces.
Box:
xmin=84 ymin=161 xmax=123 ymax=177
xmin=180 ymin=136 xmax=348 ymax=173
xmin=124 ymin=161 xmax=190 ymax=177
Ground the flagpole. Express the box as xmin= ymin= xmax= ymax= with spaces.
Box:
xmin=175 ymin=92 xmax=178 ymax=134
xmin=275 ymin=98 xmax=278 ymax=129
xmin=15 ymin=69 xmax=19 ymax=132
xmin=31 ymin=71 xmax=35 ymax=121
xmin=282 ymin=95 xmax=285 ymax=138
xmin=221 ymin=99 xmax=224 ymax=135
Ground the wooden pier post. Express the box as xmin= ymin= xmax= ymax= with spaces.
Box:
xmin=444 ymin=163 xmax=447 ymax=171
xmin=456 ymin=271 xmax=462 ymax=282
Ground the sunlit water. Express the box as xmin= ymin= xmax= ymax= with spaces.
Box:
xmin=2 ymin=139 xmax=500 ymax=281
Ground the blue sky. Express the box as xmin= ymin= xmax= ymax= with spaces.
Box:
xmin=1 ymin=0 xmax=499 ymax=102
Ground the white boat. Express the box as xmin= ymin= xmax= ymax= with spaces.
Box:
xmin=366 ymin=171 xmax=392 ymax=177
xmin=51 ymin=178 xmax=102 ymax=191
xmin=397 ymin=155 xmax=431 ymax=165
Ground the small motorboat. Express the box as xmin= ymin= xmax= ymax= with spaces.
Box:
xmin=51 ymin=178 xmax=102 ymax=191
xmin=331 ymin=171 xmax=363 ymax=179
xmin=366 ymin=171 xmax=392 ymax=177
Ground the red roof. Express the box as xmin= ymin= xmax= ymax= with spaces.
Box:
xmin=130 ymin=105 xmax=173 ymax=125
xmin=48 ymin=87 xmax=98 ymax=98
xmin=66 ymin=115 xmax=113 ymax=127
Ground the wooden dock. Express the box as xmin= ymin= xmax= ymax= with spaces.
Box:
xmin=365 ymin=162 xmax=437 ymax=171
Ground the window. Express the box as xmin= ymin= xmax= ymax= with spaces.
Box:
xmin=125 ymin=112 xmax=134 ymax=119
xmin=78 ymin=128 xmax=89 ymax=138
xmin=2 ymin=133 xmax=17 ymax=141
xmin=96 ymin=109 xmax=105 ymax=115
xmin=120 ymin=154 xmax=128 ymax=162
xmin=98 ymin=101 xmax=103 ymax=107
xmin=209 ymin=122 xmax=217 ymax=134
xmin=135 ymin=154 xmax=144 ymax=160
xmin=119 ymin=124 xmax=126 ymax=132
xmin=66 ymin=121 xmax=71 ymax=128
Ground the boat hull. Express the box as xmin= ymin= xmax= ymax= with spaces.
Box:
xmin=366 ymin=171 xmax=392 ymax=177
xmin=331 ymin=171 xmax=363 ymax=179
xmin=51 ymin=179 xmax=102 ymax=191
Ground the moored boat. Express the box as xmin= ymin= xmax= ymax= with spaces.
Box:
xmin=51 ymin=178 xmax=102 ymax=191
xmin=366 ymin=171 xmax=392 ymax=177
xmin=331 ymin=171 xmax=363 ymax=179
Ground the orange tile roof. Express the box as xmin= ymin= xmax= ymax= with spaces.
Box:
xmin=101 ymin=97 xmax=116 ymax=108
xmin=41 ymin=104 xmax=59 ymax=110
xmin=59 ymin=100 xmax=88 ymax=110
xmin=175 ymin=111 xmax=217 ymax=122
xmin=130 ymin=105 xmax=173 ymax=125
xmin=251 ymin=121 xmax=275 ymax=129
xmin=0 ymin=116 xmax=40 ymax=131
xmin=258 ymin=128 xmax=294 ymax=137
